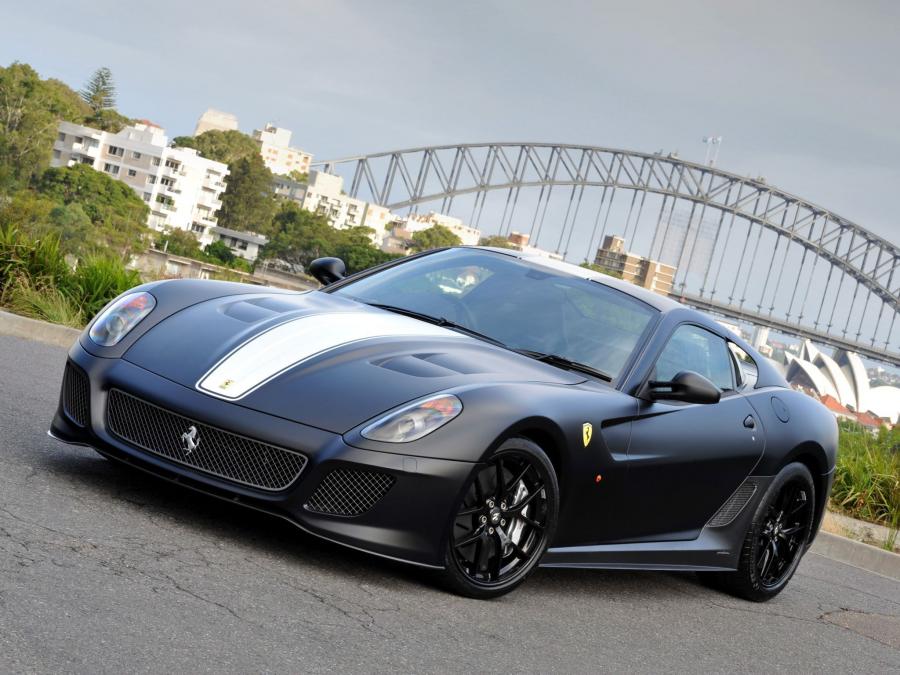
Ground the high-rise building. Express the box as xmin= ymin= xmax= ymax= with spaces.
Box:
xmin=193 ymin=108 xmax=239 ymax=136
xmin=52 ymin=121 xmax=230 ymax=236
xmin=253 ymin=124 xmax=313 ymax=176
xmin=594 ymin=234 xmax=676 ymax=295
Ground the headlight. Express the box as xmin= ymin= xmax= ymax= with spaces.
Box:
xmin=361 ymin=394 xmax=463 ymax=443
xmin=89 ymin=291 xmax=156 ymax=346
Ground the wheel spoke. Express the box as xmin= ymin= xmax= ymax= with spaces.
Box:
xmin=455 ymin=530 xmax=483 ymax=549
xmin=494 ymin=458 xmax=504 ymax=498
xmin=508 ymin=484 xmax=544 ymax=513
xmin=518 ymin=514 xmax=544 ymax=530
xmin=457 ymin=505 xmax=482 ymax=517
xmin=759 ymin=543 xmax=775 ymax=579
xmin=781 ymin=524 xmax=803 ymax=536
xmin=489 ymin=539 xmax=503 ymax=580
xmin=504 ymin=464 xmax=530 ymax=497
xmin=508 ymin=539 xmax=530 ymax=560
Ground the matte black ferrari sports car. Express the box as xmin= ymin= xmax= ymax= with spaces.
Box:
xmin=50 ymin=246 xmax=836 ymax=599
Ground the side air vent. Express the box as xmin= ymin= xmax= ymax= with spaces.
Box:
xmin=305 ymin=469 xmax=395 ymax=517
xmin=62 ymin=362 xmax=90 ymax=427
xmin=707 ymin=480 xmax=758 ymax=527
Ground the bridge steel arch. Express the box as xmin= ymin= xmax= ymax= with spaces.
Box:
xmin=315 ymin=143 xmax=900 ymax=366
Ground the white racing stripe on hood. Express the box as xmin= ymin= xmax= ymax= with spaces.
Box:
xmin=197 ymin=311 xmax=464 ymax=399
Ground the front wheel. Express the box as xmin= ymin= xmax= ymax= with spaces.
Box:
xmin=703 ymin=462 xmax=815 ymax=601
xmin=439 ymin=438 xmax=559 ymax=599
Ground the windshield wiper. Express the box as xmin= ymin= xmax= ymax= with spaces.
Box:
xmin=364 ymin=303 xmax=508 ymax=347
xmin=513 ymin=349 xmax=613 ymax=382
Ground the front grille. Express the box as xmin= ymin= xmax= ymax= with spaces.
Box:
xmin=305 ymin=469 xmax=395 ymax=517
xmin=106 ymin=389 xmax=307 ymax=491
xmin=707 ymin=480 xmax=758 ymax=527
xmin=62 ymin=362 xmax=90 ymax=427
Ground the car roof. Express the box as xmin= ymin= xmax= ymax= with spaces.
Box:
xmin=470 ymin=246 xmax=685 ymax=313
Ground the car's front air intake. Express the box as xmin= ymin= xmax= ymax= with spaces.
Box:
xmin=106 ymin=389 xmax=306 ymax=491
xmin=305 ymin=468 xmax=395 ymax=516
xmin=62 ymin=362 xmax=90 ymax=427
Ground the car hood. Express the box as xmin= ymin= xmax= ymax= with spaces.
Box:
xmin=124 ymin=290 xmax=583 ymax=433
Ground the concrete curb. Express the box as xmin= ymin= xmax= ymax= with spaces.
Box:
xmin=811 ymin=531 xmax=900 ymax=581
xmin=0 ymin=309 xmax=80 ymax=350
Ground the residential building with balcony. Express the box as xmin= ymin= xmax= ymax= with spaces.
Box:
xmin=253 ymin=124 xmax=313 ymax=176
xmin=594 ymin=234 xmax=676 ymax=295
xmin=52 ymin=120 xmax=230 ymax=235
xmin=275 ymin=170 xmax=393 ymax=244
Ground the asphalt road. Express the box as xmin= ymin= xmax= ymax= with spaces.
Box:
xmin=1 ymin=334 xmax=898 ymax=673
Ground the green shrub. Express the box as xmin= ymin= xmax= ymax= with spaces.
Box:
xmin=6 ymin=279 xmax=83 ymax=327
xmin=831 ymin=421 xmax=900 ymax=529
xmin=70 ymin=256 xmax=142 ymax=319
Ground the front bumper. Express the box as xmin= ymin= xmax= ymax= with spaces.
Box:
xmin=50 ymin=341 xmax=475 ymax=568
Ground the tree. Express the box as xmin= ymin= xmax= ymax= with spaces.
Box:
xmin=204 ymin=240 xmax=235 ymax=265
xmin=0 ymin=63 xmax=91 ymax=187
xmin=173 ymin=131 xmax=276 ymax=234
xmin=287 ymin=170 xmax=308 ymax=183
xmin=80 ymin=67 xmax=116 ymax=114
xmin=173 ymin=130 xmax=260 ymax=166
xmin=410 ymin=225 xmax=462 ymax=253
xmin=155 ymin=228 xmax=202 ymax=258
xmin=261 ymin=201 xmax=395 ymax=274
xmin=580 ymin=261 xmax=622 ymax=278
xmin=479 ymin=234 xmax=516 ymax=249
xmin=37 ymin=164 xmax=149 ymax=257
xmin=216 ymin=155 xmax=277 ymax=233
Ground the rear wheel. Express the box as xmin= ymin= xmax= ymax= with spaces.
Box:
xmin=704 ymin=462 xmax=815 ymax=601
xmin=439 ymin=438 xmax=559 ymax=599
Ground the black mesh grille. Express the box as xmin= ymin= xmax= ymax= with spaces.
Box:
xmin=708 ymin=480 xmax=758 ymax=527
xmin=62 ymin=362 xmax=90 ymax=427
xmin=106 ymin=389 xmax=306 ymax=491
xmin=305 ymin=469 xmax=395 ymax=516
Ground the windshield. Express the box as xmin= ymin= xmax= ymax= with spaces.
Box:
xmin=332 ymin=249 xmax=658 ymax=380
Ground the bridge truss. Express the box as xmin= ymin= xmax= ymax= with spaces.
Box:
xmin=315 ymin=143 xmax=899 ymax=366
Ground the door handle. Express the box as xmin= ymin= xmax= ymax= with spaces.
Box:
xmin=743 ymin=415 xmax=756 ymax=430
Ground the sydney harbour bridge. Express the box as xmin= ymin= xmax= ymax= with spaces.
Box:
xmin=313 ymin=143 xmax=899 ymax=367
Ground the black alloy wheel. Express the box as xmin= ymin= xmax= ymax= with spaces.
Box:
xmin=755 ymin=478 xmax=813 ymax=588
xmin=703 ymin=462 xmax=815 ymax=602
xmin=440 ymin=438 xmax=559 ymax=599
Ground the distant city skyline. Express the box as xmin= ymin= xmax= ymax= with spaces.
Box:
xmin=2 ymin=1 xmax=899 ymax=247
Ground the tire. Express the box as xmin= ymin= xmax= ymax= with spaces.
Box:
xmin=438 ymin=437 xmax=559 ymax=599
xmin=704 ymin=462 xmax=815 ymax=602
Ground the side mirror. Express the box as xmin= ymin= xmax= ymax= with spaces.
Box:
xmin=643 ymin=370 xmax=721 ymax=404
xmin=309 ymin=257 xmax=346 ymax=286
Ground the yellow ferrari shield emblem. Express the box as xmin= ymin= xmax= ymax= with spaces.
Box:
xmin=582 ymin=422 xmax=593 ymax=447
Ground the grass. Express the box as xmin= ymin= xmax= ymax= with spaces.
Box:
xmin=830 ymin=420 xmax=900 ymax=548
xmin=1 ymin=224 xmax=141 ymax=327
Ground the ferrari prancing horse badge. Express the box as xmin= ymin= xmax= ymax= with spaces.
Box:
xmin=582 ymin=422 xmax=593 ymax=447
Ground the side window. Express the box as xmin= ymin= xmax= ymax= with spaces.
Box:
xmin=728 ymin=342 xmax=758 ymax=389
xmin=654 ymin=325 xmax=734 ymax=391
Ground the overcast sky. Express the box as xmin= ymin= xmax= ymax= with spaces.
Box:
xmin=3 ymin=0 xmax=899 ymax=243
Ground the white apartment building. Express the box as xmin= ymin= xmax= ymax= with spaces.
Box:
xmin=401 ymin=211 xmax=481 ymax=246
xmin=52 ymin=121 xmax=230 ymax=236
xmin=253 ymin=124 xmax=313 ymax=176
xmin=194 ymin=108 xmax=239 ymax=135
xmin=276 ymin=171 xmax=392 ymax=244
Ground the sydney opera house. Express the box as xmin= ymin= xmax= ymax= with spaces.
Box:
xmin=781 ymin=340 xmax=900 ymax=426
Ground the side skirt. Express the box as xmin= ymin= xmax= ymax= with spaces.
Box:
xmin=541 ymin=475 xmax=774 ymax=572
